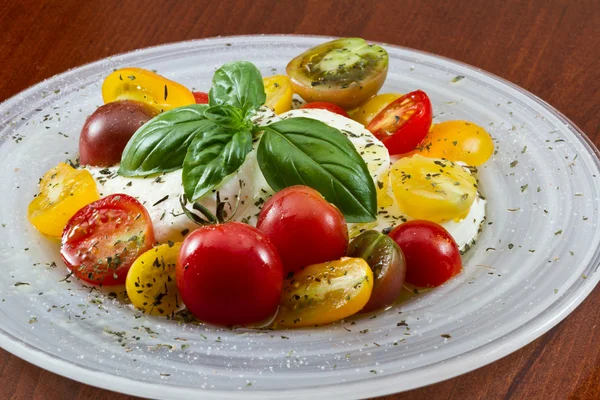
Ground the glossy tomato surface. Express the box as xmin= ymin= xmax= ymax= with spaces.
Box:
xmin=388 ymin=220 xmax=462 ymax=288
xmin=192 ymin=91 xmax=209 ymax=104
xmin=300 ymin=102 xmax=350 ymax=118
xmin=347 ymin=230 xmax=406 ymax=312
xmin=390 ymin=155 xmax=477 ymax=223
xmin=350 ymin=93 xmax=402 ymax=127
xmin=60 ymin=194 xmax=155 ymax=285
xmin=126 ymin=242 xmax=182 ymax=316
xmin=102 ymin=67 xmax=195 ymax=112
xmin=367 ymin=90 xmax=432 ymax=155
xmin=276 ymin=257 xmax=373 ymax=328
xmin=286 ymin=38 xmax=388 ymax=109
xmin=263 ymin=75 xmax=293 ymax=114
xmin=79 ymin=100 xmax=158 ymax=167
xmin=257 ymin=186 xmax=348 ymax=273
xmin=414 ymin=120 xmax=494 ymax=166
xmin=177 ymin=222 xmax=283 ymax=326
xmin=27 ymin=163 xmax=99 ymax=237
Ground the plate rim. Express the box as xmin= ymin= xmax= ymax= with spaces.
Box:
xmin=1 ymin=34 xmax=599 ymax=399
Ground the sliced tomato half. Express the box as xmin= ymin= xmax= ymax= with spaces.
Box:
xmin=367 ymin=90 xmax=432 ymax=155
xmin=60 ymin=194 xmax=155 ymax=285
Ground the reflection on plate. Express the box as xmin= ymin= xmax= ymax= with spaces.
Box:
xmin=0 ymin=35 xmax=599 ymax=399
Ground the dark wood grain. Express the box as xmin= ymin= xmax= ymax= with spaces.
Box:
xmin=1 ymin=0 xmax=599 ymax=399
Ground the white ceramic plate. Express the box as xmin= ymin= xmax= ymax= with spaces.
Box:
xmin=1 ymin=35 xmax=599 ymax=399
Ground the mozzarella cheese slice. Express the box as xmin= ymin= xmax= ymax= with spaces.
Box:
xmin=87 ymin=107 xmax=485 ymax=249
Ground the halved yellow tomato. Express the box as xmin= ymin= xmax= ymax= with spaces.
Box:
xmin=390 ymin=155 xmax=477 ymax=223
xmin=102 ymin=68 xmax=195 ymax=112
xmin=126 ymin=242 xmax=182 ymax=316
xmin=413 ymin=120 xmax=494 ymax=166
xmin=276 ymin=257 xmax=373 ymax=328
xmin=263 ymin=75 xmax=293 ymax=114
xmin=350 ymin=93 xmax=402 ymax=127
xmin=27 ymin=163 xmax=99 ymax=237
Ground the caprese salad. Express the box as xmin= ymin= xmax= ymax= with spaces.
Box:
xmin=27 ymin=38 xmax=494 ymax=328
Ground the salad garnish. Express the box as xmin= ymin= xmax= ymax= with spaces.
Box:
xmin=119 ymin=61 xmax=377 ymax=222
xmin=25 ymin=37 xmax=495 ymax=329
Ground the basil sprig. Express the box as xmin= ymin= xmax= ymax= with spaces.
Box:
xmin=209 ymin=60 xmax=266 ymax=116
xmin=118 ymin=61 xmax=377 ymax=222
xmin=183 ymin=128 xmax=253 ymax=201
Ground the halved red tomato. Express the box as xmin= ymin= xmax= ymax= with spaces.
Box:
xmin=367 ymin=90 xmax=432 ymax=155
xmin=60 ymin=194 xmax=155 ymax=285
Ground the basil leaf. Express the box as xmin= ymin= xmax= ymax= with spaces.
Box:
xmin=257 ymin=118 xmax=377 ymax=222
xmin=182 ymin=127 xmax=253 ymax=201
xmin=119 ymin=104 xmax=213 ymax=176
xmin=208 ymin=61 xmax=266 ymax=116
xmin=204 ymin=105 xmax=246 ymax=129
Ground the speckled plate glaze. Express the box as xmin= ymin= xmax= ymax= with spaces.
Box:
xmin=0 ymin=35 xmax=599 ymax=399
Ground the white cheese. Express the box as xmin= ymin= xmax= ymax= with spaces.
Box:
xmin=86 ymin=107 xmax=486 ymax=250
xmin=87 ymin=108 xmax=279 ymax=243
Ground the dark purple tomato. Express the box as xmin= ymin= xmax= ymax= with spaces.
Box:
xmin=347 ymin=230 xmax=406 ymax=312
xmin=79 ymin=100 xmax=157 ymax=166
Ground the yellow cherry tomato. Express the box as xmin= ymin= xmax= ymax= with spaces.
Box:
xmin=276 ymin=257 xmax=373 ymax=328
xmin=263 ymin=75 xmax=293 ymax=114
xmin=27 ymin=163 xmax=99 ymax=238
xmin=349 ymin=93 xmax=402 ymax=127
xmin=126 ymin=242 xmax=182 ymax=316
xmin=102 ymin=68 xmax=195 ymax=112
xmin=390 ymin=155 xmax=477 ymax=223
xmin=414 ymin=120 xmax=494 ymax=166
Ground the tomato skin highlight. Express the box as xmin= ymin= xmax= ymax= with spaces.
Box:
xmin=388 ymin=220 xmax=462 ymax=288
xmin=257 ymin=186 xmax=348 ymax=273
xmin=286 ymin=38 xmax=388 ymax=109
xmin=79 ymin=100 xmax=158 ymax=167
xmin=300 ymin=102 xmax=350 ymax=118
xmin=177 ymin=222 xmax=283 ymax=326
xmin=276 ymin=257 xmax=373 ymax=328
xmin=413 ymin=120 xmax=494 ymax=166
xmin=102 ymin=67 xmax=195 ymax=112
xmin=60 ymin=194 xmax=155 ymax=286
xmin=126 ymin=242 xmax=182 ymax=316
xmin=390 ymin=155 xmax=477 ymax=223
xmin=28 ymin=163 xmax=99 ymax=238
xmin=347 ymin=230 xmax=406 ymax=312
xmin=192 ymin=91 xmax=209 ymax=104
xmin=263 ymin=75 xmax=293 ymax=114
xmin=367 ymin=90 xmax=433 ymax=155
xmin=350 ymin=93 xmax=402 ymax=127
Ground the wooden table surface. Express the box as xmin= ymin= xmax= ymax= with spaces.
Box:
xmin=1 ymin=0 xmax=599 ymax=399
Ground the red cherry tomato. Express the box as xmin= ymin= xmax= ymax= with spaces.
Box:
xmin=177 ymin=222 xmax=283 ymax=326
xmin=367 ymin=90 xmax=432 ymax=155
xmin=388 ymin=220 xmax=461 ymax=287
xmin=60 ymin=194 xmax=155 ymax=285
xmin=257 ymin=185 xmax=348 ymax=273
xmin=193 ymin=91 xmax=209 ymax=104
xmin=79 ymin=100 xmax=157 ymax=167
xmin=300 ymin=102 xmax=350 ymax=118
